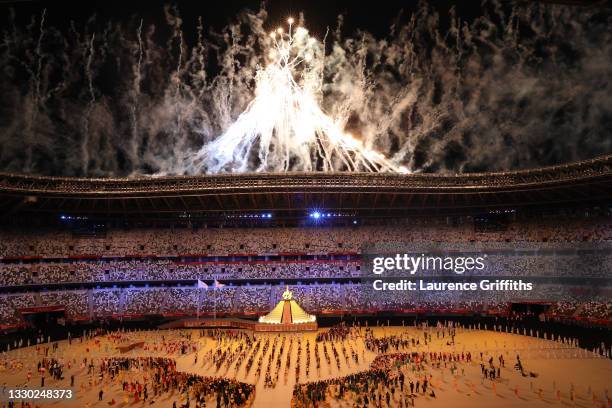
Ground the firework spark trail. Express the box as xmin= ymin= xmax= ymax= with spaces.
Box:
xmin=24 ymin=8 xmax=46 ymax=172
xmin=129 ymin=18 xmax=144 ymax=166
xmin=185 ymin=21 xmax=408 ymax=174
xmin=33 ymin=9 xmax=46 ymax=107
xmin=82 ymin=32 xmax=96 ymax=174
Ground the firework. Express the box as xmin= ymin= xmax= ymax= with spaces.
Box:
xmin=185 ymin=20 xmax=408 ymax=174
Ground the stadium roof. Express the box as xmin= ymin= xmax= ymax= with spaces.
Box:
xmin=0 ymin=155 xmax=611 ymax=220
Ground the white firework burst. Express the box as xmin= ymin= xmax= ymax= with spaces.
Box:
xmin=185 ymin=19 xmax=408 ymax=174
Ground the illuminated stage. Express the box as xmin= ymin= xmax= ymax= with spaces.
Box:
xmin=257 ymin=286 xmax=317 ymax=331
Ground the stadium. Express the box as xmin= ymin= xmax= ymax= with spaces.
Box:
xmin=0 ymin=1 xmax=611 ymax=407
xmin=1 ymin=155 xmax=611 ymax=407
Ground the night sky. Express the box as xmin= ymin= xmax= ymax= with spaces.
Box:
xmin=0 ymin=0 xmax=492 ymax=45
xmin=0 ymin=0 xmax=610 ymax=176
xmin=0 ymin=0 xmax=480 ymax=32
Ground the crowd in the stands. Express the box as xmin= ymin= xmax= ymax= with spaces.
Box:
xmin=1 ymin=216 xmax=610 ymax=259
xmin=0 ymin=260 xmax=366 ymax=286
xmin=0 ymin=252 xmax=610 ymax=287
xmin=0 ymin=216 xmax=609 ymax=326
xmin=0 ymin=283 xmax=608 ymax=326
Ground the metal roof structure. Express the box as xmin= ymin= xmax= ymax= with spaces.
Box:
xmin=0 ymin=155 xmax=611 ymax=220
